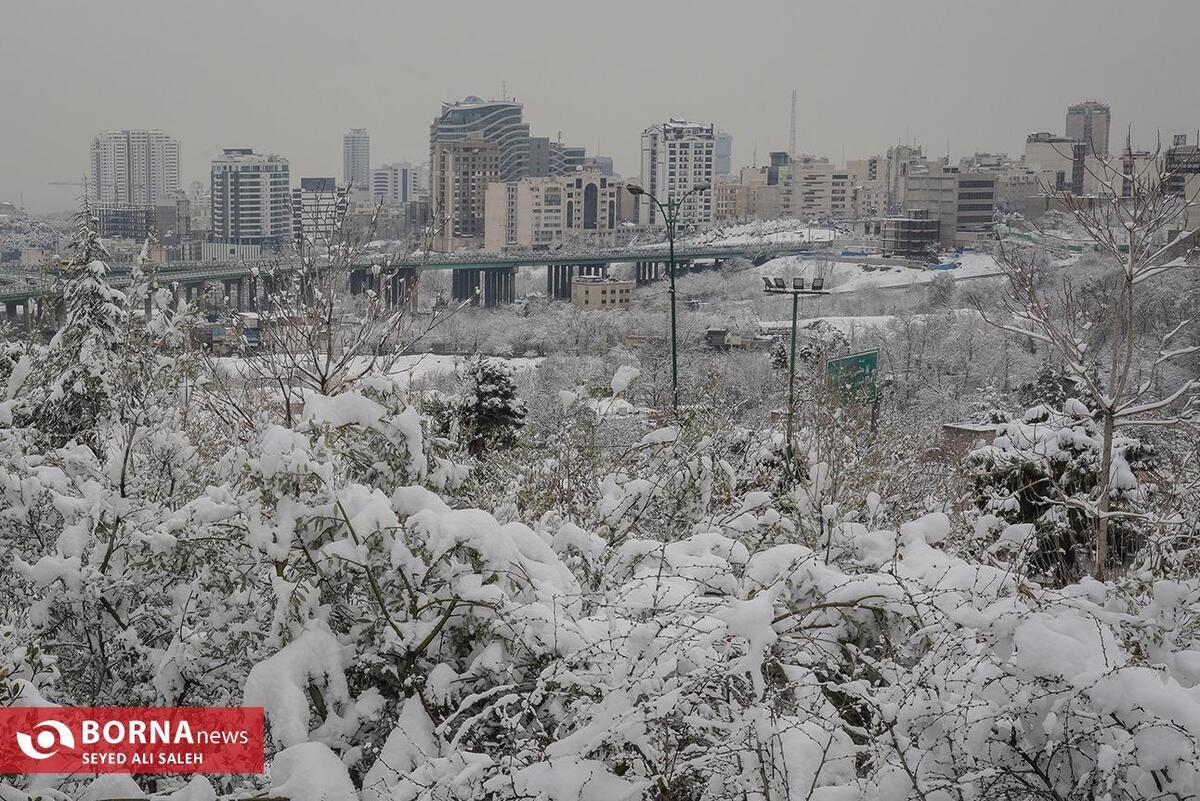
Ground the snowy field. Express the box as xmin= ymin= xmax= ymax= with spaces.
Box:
xmin=756 ymin=250 xmax=1007 ymax=294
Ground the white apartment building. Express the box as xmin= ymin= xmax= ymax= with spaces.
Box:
xmin=292 ymin=177 xmax=348 ymax=249
xmin=371 ymin=163 xmax=418 ymax=206
xmin=639 ymin=119 xmax=715 ymax=227
xmin=777 ymin=157 xmax=859 ymax=219
xmin=484 ymin=172 xmax=631 ymax=250
xmin=210 ymin=148 xmax=292 ymax=250
xmin=90 ymin=129 xmax=181 ymax=207
xmin=343 ymin=128 xmax=371 ymax=194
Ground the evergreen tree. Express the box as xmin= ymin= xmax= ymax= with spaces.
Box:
xmin=966 ymin=400 xmax=1154 ymax=583
xmin=457 ymin=356 xmax=527 ymax=456
xmin=22 ymin=204 xmax=129 ymax=447
xmin=768 ymin=339 xmax=788 ymax=370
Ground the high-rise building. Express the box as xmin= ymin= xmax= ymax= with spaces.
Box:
xmin=292 ymin=177 xmax=348 ymax=249
xmin=639 ymin=119 xmax=716 ymax=227
xmin=1065 ymin=101 xmax=1111 ymax=158
xmin=371 ymin=163 xmax=418 ymax=206
xmin=210 ymin=148 xmax=292 ymax=251
xmin=431 ymin=138 xmax=500 ymax=251
xmin=90 ymin=129 xmax=182 ymax=207
xmin=430 ymin=96 xmax=531 ymax=182
xmin=715 ymin=130 xmax=733 ymax=177
xmin=343 ymin=128 xmax=371 ymax=193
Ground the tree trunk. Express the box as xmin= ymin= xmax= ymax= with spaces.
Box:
xmin=1094 ymin=410 xmax=1115 ymax=580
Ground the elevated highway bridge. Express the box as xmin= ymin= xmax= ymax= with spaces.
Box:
xmin=1 ymin=237 xmax=907 ymax=323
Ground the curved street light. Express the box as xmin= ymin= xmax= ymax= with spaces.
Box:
xmin=626 ymin=181 xmax=711 ymax=414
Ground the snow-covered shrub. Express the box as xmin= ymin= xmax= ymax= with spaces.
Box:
xmin=967 ymin=401 xmax=1155 ymax=583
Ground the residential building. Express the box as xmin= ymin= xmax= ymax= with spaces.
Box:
xmin=371 ymin=162 xmax=418 ymax=206
xmin=571 ymin=275 xmax=634 ymax=308
xmin=722 ymin=154 xmax=859 ymax=221
xmin=430 ymin=96 xmax=531 ymax=182
xmin=639 ymin=119 xmax=715 ymax=227
xmin=431 ymin=138 xmax=499 ymax=251
xmin=292 ymin=177 xmax=348 ymax=249
xmin=776 ymin=156 xmax=859 ymax=219
xmin=90 ymin=129 xmax=182 ymax=208
xmin=89 ymin=129 xmax=182 ymax=239
xmin=712 ymin=177 xmax=750 ymax=222
xmin=210 ymin=148 xmax=292 ymax=251
xmin=343 ymin=128 xmax=370 ymax=194
xmin=484 ymin=172 xmax=632 ymax=250
xmin=1065 ymin=101 xmax=1111 ymax=158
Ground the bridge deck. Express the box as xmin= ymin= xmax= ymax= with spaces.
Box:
xmin=0 ymin=239 xmax=916 ymax=304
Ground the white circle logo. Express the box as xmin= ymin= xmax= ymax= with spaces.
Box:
xmin=16 ymin=720 xmax=75 ymax=759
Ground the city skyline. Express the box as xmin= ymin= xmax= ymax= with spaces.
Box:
xmin=3 ymin=0 xmax=1199 ymax=213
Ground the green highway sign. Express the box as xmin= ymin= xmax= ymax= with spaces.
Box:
xmin=826 ymin=350 xmax=879 ymax=401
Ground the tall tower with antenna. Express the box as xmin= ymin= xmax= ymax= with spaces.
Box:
xmin=789 ymin=89 xmax=797 ymax=158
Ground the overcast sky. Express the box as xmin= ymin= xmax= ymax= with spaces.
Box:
xmin=2 ymin=0 xmax=1198 ymax=213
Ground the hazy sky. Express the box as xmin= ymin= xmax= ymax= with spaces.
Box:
xmin=2 ymin=0 xmax=1198 ymax=213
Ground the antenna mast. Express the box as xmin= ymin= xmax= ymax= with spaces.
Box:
xmin=789 ymin=89 xmax=798 ymax=158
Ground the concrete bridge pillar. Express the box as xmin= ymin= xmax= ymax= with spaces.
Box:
xmin=481 ymin=267 xmax=516 ymax=307
xmin=635 ymin=261 xmax=665 ymax=284
xmin=546 ymin=264 xmax=574 ymax=300
xmin=5 ymin=302 xmax=17 ymax=322
xmin=387 ymin=268 xmax=418 ymax=310
xmin=144 ymin=296 xmax=153 ymax=321
xmin=577 ymin=262 xmax=607 ymax=280
xmin=451 ymin=269 xmax=481 ymax=303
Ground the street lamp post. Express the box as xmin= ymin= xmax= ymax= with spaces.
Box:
xmin=626 ymin=181 xmax=711 ymax=414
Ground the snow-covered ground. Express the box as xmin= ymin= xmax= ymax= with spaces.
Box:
xmin=759 ymin=308 xmax=983 ymax=336
xmin=757 ymin=250 xmax=1006 ymax=294
xmin=387 ymin=353 xmax=542 ymax=386
xmin=686 ymin=218 xmax=844 ymax=247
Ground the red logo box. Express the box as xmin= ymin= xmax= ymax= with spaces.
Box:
xmin=0 ymin=707 xmax=264 ymax=774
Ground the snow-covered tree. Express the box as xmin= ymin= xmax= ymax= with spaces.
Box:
xmin=967 ymin=400 xmax=1155 ymax=583
xmin=18 ymin=204 xmax=128 ymax=448
xmin=987 ymin=138 xmax=1200 ymax=578
xmin=457 ymin=356 xmax=527 ymax=456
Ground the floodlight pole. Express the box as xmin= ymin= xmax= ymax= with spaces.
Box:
xmin=786 ymin=289 xmax=799 ymax=465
